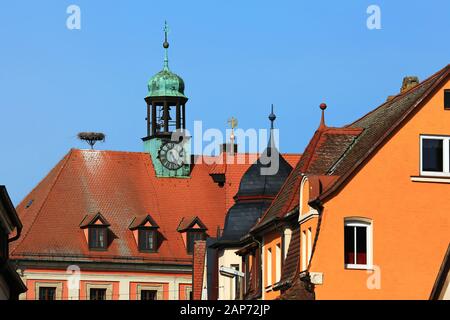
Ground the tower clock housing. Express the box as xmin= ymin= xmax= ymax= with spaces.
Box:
xmin=142 ymin=22 xmax=191 ymax=178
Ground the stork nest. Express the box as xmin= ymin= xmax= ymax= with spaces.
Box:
xmin=77 ymin=132 xmax=106 ymax=149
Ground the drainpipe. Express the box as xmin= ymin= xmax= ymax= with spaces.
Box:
xmin=8 ymin=226 xmax=22 ymax=243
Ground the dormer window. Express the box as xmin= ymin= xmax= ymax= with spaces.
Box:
xmin=186 ymin=230 xmax=206 ymax=254
xmin=177 ymin=216 xmax=208 ymax=254
xmin=138 ymin=228 xmax=156 ymax=252
xmin=89 ymin=227 xmax=108 ymax=250
xmin=129 ymin=214 xmax=160 ymax=253
xmin=79 ymin=212 xmax=111 ymax=251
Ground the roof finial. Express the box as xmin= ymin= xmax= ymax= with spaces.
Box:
xmin=319 ymin=103 xmax=327 ymax=129
xmin=163 ymin=21 xmax=170 ymax=71
xmin=269 ymin=104 xmax=276 ymax=130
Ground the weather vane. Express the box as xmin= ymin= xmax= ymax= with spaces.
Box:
xmin=227 ymin=117 xmax=238 ymax=146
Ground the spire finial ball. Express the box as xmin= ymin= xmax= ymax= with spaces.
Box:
xmin=320 ymin=103 xmax=327 ymax=110
xmin=163 ymin=41 xmax=169 ymax=49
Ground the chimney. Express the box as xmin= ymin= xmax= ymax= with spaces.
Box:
xmin=220 ymin=143 xmax=238 ymax=155
xmin=401 ymin=76 xmax=419 ymax=93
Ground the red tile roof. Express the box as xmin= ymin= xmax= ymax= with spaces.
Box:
xmin=11 ymin=149 xmax=299 ymax=266
xmin=252 ymin=126 xmax=361 ymax=231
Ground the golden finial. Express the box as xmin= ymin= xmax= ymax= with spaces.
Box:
xmin=227 ymin=117 xmax=238 ymax=145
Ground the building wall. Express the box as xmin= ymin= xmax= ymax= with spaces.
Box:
xmin=217 ymin=248 xmax=242 ymax=300
xmin=309 ymin=80 xmax=450 ymax=299
xmin=19 ymin=268 xmax=191 ymax=300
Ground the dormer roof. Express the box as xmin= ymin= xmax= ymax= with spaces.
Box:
xmin=79 ymin=212 xmax=110 ymax=229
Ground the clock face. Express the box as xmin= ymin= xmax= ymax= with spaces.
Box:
xmin=158 ymin=141 xmax=185 ymax=170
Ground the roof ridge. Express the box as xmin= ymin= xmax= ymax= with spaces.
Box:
xmin=346 ymin=65 xmax=450 ymax=127
xmin=11 ymin=149 xmax=74 ymax=255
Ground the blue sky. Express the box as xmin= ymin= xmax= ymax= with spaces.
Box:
xmin=1 ymin=0 xmax=450 ymax=204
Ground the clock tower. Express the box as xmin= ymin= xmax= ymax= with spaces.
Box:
xmin=142 ymin=22 xmax=190 ymax=178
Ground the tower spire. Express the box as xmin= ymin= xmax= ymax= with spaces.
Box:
xmin=163 ymin=21 xmax=170 ymax=71
xmin=269 ymin=104 xmax=276 ymax=130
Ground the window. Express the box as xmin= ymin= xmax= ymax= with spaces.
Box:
xmin=445 ymin=90 xmax=450 ymax=110
xmin=90 ymin=288 xmax=107 ymax=300
xmin=138 ymin=228 xmax=156 ymax=252
xmin=186 ymin=230 xmax=205 ymax=254
xmin=307 ymin=228 xmax=312 ymax=265
xmin=244 ymin=256 xmax=251 ymax=293
xmin=231 ymin=264 xmax=241 ymax=300
xmin=266 ymin=248 xmax=272 ymax=287
xmin=39 ymin=287 xmax=56 ymax=300
xmin=420 ymin=136 xmax=450 ymax=176
xmin=275 ymin=243 xmax=281 ymax=283
xmin=301 ymin=231 xmax=307 ymax=271
xmin=140 ymin=290 xmax=157 ymax=300
xmin=88 ymin=227 xmax=108 ymax=250
xmin=344 ymin=219 xmax=372 ymax=269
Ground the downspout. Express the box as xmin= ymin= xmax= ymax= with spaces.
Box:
xmin=251 ymin=236 xmax=263 ymax=299
xmin=8 ymin=226 xmax=22 ymax=243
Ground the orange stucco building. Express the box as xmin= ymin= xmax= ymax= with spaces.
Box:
xmin=246 ymin=66 xmax=450 ymax=300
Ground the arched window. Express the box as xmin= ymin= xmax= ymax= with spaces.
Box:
xmin=344 ymin=218 xmax=373 ymax=269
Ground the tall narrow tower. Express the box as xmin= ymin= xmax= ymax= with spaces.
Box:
xmin=143 ymin=22 xmax=190 ymax=178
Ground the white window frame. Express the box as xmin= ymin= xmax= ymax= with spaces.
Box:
xmin=420 ymin=135 xmax=450 ymax=177
xmin=275 ymin=243 xmax=281 ymax=283
xmin=266 ymin=248 xmax=272 ymax=287
xmin=344 ymin=219 xmax=373 ymax=270
xmin=307 ymin=228 xmax=312 ymax=265
xmin=301 ymin=230 xmax=307 ymax=271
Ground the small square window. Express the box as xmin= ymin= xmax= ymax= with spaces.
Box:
xmin=39 ymin=287 xmax=56 ymax=300
xmin=422 ymin=139 xmax=443 ymax=172
xmin=90 ymin=288 xmax=107 ymax=300
xmin=420 ymin=136 xmax=450 ymax=176
xmin=444 ymin=90 xmax=450 ymax=110
xmin=141 ymin=289 xmax=157 ymax=300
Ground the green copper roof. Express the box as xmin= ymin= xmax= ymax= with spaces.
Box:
xmin=147 ymin=69 xmax=186 ymax=98
xmin=147 ymin=22 xmax=187 ymax=99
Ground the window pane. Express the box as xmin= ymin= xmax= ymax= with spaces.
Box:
xmin=356 ymin=227 xmax=367 ymax=265
xmin=141 ymin=290 xmax=157 ymax=300
xmin=90 ymin=288 xmax=106 ymax=300
xmin=344 ymin=226 xmax=355 ymax=264
xmin=445 ymin=90 xmax=450 ymax=109
xmin=39 ymin=287 xmax=56 ymax=300
xmin=422 ymin=139 xmax=443 ymax=172
xmin=139 ymin=229 xmax=155 ymax=251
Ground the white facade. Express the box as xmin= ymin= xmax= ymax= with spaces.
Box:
xmin=217 ymin=248 xmax=242 ymax=300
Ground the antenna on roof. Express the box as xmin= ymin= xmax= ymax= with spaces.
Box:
xmin=77 ymin=132 xmax=106 ymax=150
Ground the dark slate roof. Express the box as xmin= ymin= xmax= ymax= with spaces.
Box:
xmin=219 ymin=201 xmax=272 ymax=242
xmin=236 ymin=138 xmax=294 ymax=199
xmin=216 ymin=135 xmax=295 ymax=245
